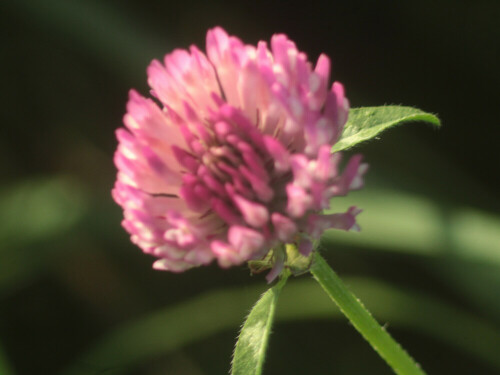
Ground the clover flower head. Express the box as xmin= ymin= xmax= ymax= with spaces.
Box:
xmin=113 ymin=27 xmax=367 ymax=281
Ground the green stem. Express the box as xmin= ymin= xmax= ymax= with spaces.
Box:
xmin=310 ymin=252 xmax=426 ymax=375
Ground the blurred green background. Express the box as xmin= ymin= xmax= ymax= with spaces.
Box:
xmin=1 ymin=0 xmax=499 ymax=374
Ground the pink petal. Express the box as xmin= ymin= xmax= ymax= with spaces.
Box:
xmin=233 ymin=195 xmax=269 ymax=227
xmin=228 ymin=225 xmax=265 ymax=259
xmin=286 ymin=184 xmax=313 ymax=217
xmin=307 ymin=206 xmax=362 ymax=239
xmin=330 ymin=154 xmax=364 ymax=196
xmin=206 ymin=27 xmax=246 ymax=107
xmin=263 ymin=135 xmax=291 ymax=173
xmin=211 ymin=241 xmax=244 ymax=267
xmin=271 ymin=213 xmax=297 ymax=242
xmin=153 ymin=258 xmax=196 ymax=272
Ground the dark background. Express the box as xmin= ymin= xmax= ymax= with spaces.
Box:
xmin=1 ymin=1 xmax=499 ymax=374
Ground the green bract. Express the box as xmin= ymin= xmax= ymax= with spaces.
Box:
xmin=231 ymin=272 xmax=289 ymax=375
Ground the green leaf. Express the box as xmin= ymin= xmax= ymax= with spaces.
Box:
xmin=332 ymin=106 xmax=440 ymax=152
xmin=231 ymin=273 xmax=289 ymax=375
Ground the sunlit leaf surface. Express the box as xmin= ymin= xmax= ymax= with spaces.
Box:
xmin=333 ymin=106 xmax=440 ymax=152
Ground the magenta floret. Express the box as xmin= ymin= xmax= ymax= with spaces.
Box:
xmin=113 ymin=27 xmax=367 ymax=279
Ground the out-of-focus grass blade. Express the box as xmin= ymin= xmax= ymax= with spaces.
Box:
xmin=0 ymin=177 xmax=86 ymax=246
xmin=0 ymin=177 xmax=87 ymax=295
xmin=323 ymin=189 xmax=500 ymax=318
xmin=60 ymin=284 xmax=265 ymax=375
xmin=323 ymin=189 xmax=500 ymax=265
xmin=3 ymin=0 xmax=168 ymax=78
xmin=0 ymin=341 xmax=15 ymax=375
xmin=231 ymin=274 xmax=288 ymax=375
xmin=332 ymin=106 xmax=440 ymax=152
xmin=278 ymin=279 xmax=500 ymax=370
xmin=60 ymin=278 xmax=500 ymax=375
xmin=441 ymin=209 xmax=500 ymax=316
